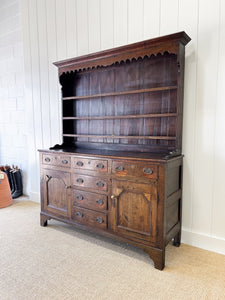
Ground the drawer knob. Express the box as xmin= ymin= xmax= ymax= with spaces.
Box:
xmin=76 ymin=161 xmax=84 ymax=167
xmin=77 ymin=178 xmax=84 ymax=184
xmin=115 ymin=165 xmax=124 ymax=171
xmin=76 ymin=211 xmax=83 ymax=218
xmin=62 ymin=159 xmax=68 ymax=164
xmin=96 ymin=199 xmax=103 ymax=206
xmin=96 ymin=217 xmax=104 ymax=224
xmin=77 ymin=195 xmax=83 ymax=200
xmin=96 ymin=181 xmax=104 ymax=188
xmin=45 ymin=157 xmax=50 ymax=162
xmin=143 ymin=168 xmax=153 ymax=175
xmin=96 ymin=163 xmax=104 ymax=169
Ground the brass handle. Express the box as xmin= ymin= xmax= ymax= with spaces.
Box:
xmin=143 ymin=168 xmax=153 ymax=175
xmin=96 ymin=217 xmax=104 ymax=224
xmin=96 ymin=181 xmax=104 ymax=188
xmin=62 ymin=159 xmax=68 ymax=164
xmin=76 ymin=211 xmax=83 ymax=218
xmin=96 ymin=199 xmax=103 ymax=206
xmin=76 ymin=161 xmax=84 ymax=167
xmin=115 ymin=165 xmax=124 ymax=171
xmin=77 ymin=195 xmax=83 ymax=200
xmin=96 ymin=163 xmax=104 ymax=169
xmin=77 ymin=178 xmax=84 ymax=183
xmin=45 ymin=157 xmax=50 ymax=162
xmin=111 ymin=195 xmax=117 ymax=208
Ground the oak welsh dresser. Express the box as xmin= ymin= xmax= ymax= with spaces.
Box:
xmin=39 ymin=32 xmax=191 ymax=270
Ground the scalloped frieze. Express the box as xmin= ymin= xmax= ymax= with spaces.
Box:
xmin=59 ymin=50 xmax=177 ymax=75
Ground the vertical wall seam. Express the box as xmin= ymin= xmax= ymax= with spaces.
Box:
xmin=112 ymin=0 xmax=114 ymax=47
xmin=44 ymin=0 xmax=52 ymax=145
xmin=126 ymin=0 xmax=128 ymax=44
xmin=65 ymin=0 xmax=68 ymax=57
xmin=126 ymin=0 xmax=128 ymax=43
xmin=142 ymin=0 xmax=144 ymax=40
xmin=27 ymin=0 xmax=37 ymax=162
xmin=36 ymin=0 xmax=44 ymax=148
xmin=54 ymin=0 xmax=60 ymax=141
xmin=87 ymin=0 xmax=89 ymax=52
xmin=210 ymin=0 xmax=222 ymax=236
xmin=75 ymin=0 xmax=78 ymax=55
xmin=159 ymin=0 xmax=161 ymax=35
xmin=99 ymin=0 xmax=102 ymax=49
xmin=54 ymin=0 xmax=58 ymax=60
xmin=190 ymin=0 xmax=200 ymax=232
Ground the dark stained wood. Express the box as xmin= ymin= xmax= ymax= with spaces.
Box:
xmin=73 ymin=174 xmax=108 ymax=192
xmin=111 ymin=179 xmax=157 ymax=242
xmin=39 ymin=32 xmax=190 ymax=270
xmin=62 ymin=85 xmax=177 ymax=100
xmin=72 ymin=206 xmax=107 ymax=230
xmin=73 ymin=157 xmax=108 ymax=173
xmin=41 ymin=168 xmax=71 ymax=218
xmin=63 ymin=134 xmax=176 ymax=140
xmin=42 ymin=154 xmax=71 ymax=168
xmin=63 ymin=113 xmax=178 ymax=120
xmin=40 ymin=148 xmax=179 ymax=161
xmin=73 ymin=189 xmax=108 ymax=211
xmin=112 ymin=160 xmax=158 ymax=179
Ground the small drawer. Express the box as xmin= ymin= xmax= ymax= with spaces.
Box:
xmin=73 ymin=190 xmax=107 ymax=211
xmin=73 ymin=174 xmax=108 ymax=192
xmin=112 ymin=161 xmax=157 ymax=179
xmin=42 ymin=154 xmax=71 ymax=168
xmin=72 ymin=206 xmax=107 ymax=230
xmin=73 ymin=157 xmax=108 ymax=173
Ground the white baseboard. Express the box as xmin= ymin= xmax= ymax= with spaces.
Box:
xmin=182 ymin=229 xmax=225 ymax=255
xmin=29 ymin=191 xmax=40 ymax=203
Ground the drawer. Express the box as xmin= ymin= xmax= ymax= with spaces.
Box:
xmin=73 ymin=174 xmax=108 ymax=192
xmin=42 ymin=154 xmax=71 ymax=168
xmin=73 ymin=157 xmax=108 ymax=173
xmin=112 ymin=161 xmax=157 ymax=179
xmin=72 ymin=206 xmax=107 ymax=230
xmin=73 ymin=190 xmax=107 ymax=211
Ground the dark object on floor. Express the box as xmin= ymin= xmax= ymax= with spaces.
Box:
xmin=12 ymin=169 xmax=23 ymax=199
xmin=0 ymin=165 xmax=23 ymax=199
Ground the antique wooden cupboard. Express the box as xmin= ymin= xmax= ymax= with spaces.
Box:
xmin=39 ymin=32 xmax=191 ymax=270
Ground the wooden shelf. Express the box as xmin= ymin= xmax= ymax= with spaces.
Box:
xmin=63 ymin=113 xmax=177 ymax=120
xmin=63 ymin=134 xmax=176 ymax=140
xmin=62 ymin=86 xmax=177 ymax=101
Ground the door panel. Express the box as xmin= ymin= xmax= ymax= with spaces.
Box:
xmin=117 ymin=190 xmax=151 ymax=235
xmin=111 ymin=180 xmax=157 ymax=242
xmin=42 ymin=169 xmax=71 ymax=217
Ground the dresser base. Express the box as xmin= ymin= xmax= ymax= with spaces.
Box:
xmin=40 ymin=211 xmax=181 ymax=271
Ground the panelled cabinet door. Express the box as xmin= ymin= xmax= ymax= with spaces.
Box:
xmin=42 ymin=169 xmax=71 ymax=218
xmin=111 ymin=180 xmax=157 ymax=243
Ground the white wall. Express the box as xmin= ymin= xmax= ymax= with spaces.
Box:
xmin=20 ymin=0 xmax=225 ymax=255
xmin=0 ymin=0 xmax=28 ymax=194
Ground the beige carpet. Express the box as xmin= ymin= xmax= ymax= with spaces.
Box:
xmin=0 ymin=201 xmax=225 ymax=300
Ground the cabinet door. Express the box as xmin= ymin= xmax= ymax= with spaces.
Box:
xmin=41 ymin=168 xmax=71 ymax=218
xmin=111 ymin=180 xmax=157 ymax=243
